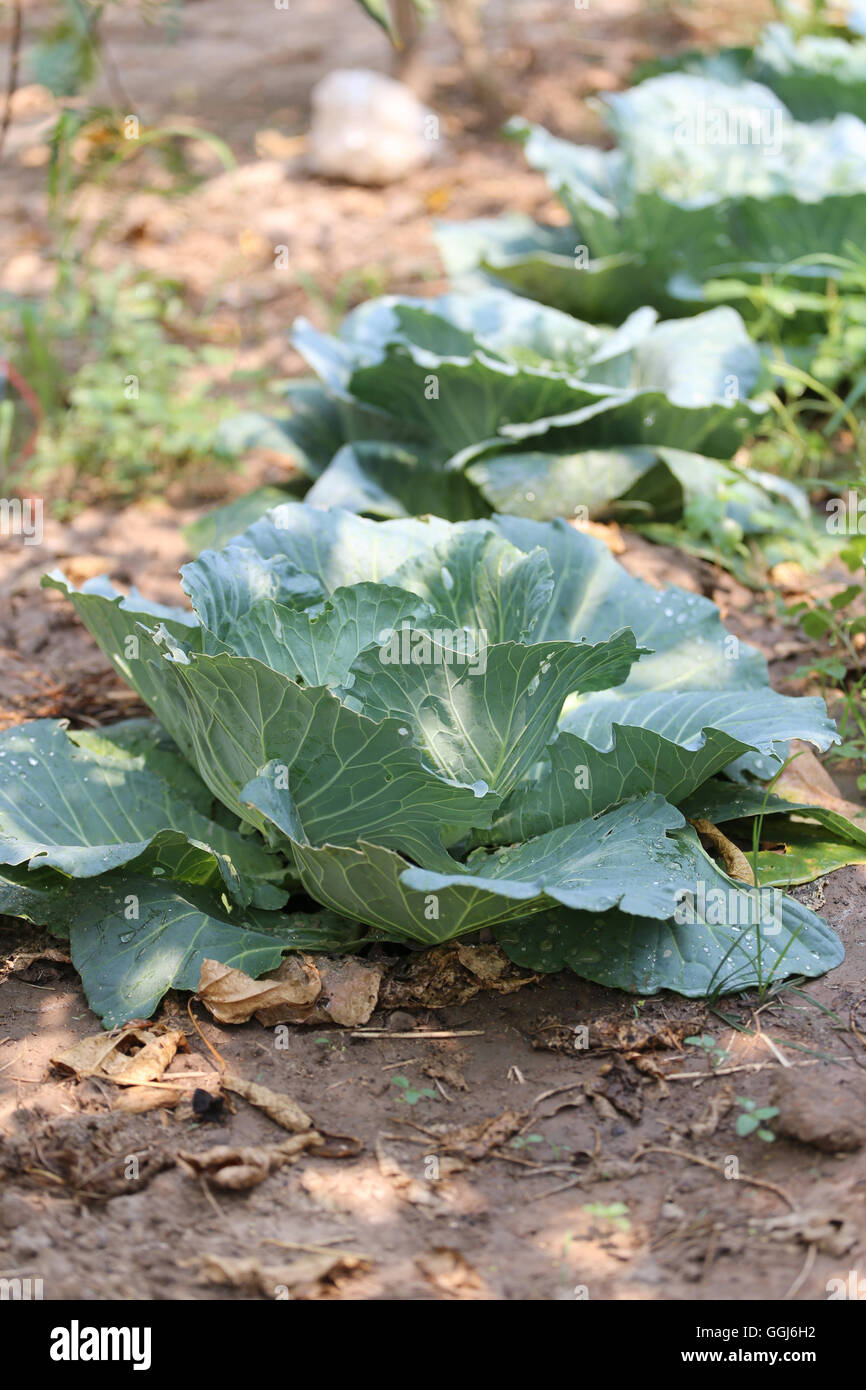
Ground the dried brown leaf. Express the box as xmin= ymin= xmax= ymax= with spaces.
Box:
xmin=51 ymin=1026 xmax=186 ymax=1086
xmin=690 ymin=817 xmax=755 ymax=884
xmin=416 ymin=1246 xmax=485 ymax=1297
xmin=688 ymin=1087 xmax=734 ymax=1140
xmin=589 ymin=1059 xmax=643 ymax=1122
xmin=112 ymin=1086 xmax=182 ymax=1114
xmin=190 ymin=1249 xmax=366 ymax=1296
xmin=223 ymin=1072 xmax=313 ymax=1132
xmin=759 ymin=1209 xmax=858 ymax=1257
xmin=437 ymin=1108 xmax=525 ymax=1160
xmin=256 ymin=956 xmax=382 ymax=1027
xmin=196 ymin=955 xmax=320 ymax=1024
xmin=380 ymin=944 xmax=535 ymax=1010
xmin=177 ymin=1133 xmax=321 ymax=1190
xmin=590 ymin=1017 xmax=693 ymax=1054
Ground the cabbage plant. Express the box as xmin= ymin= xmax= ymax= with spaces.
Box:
xmin=1 ymin=504 xmax=858 ymax=1024
xmin=204 ymin=287 xmax=813 ymax=564
xmin=436 ymin=75 xmax=866 ymax=325
xmin=637 ymin=22 xmax=866 ymax=122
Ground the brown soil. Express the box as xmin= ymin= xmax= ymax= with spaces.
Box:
xmin=2 ymin=0 xmax=865 ymax=1305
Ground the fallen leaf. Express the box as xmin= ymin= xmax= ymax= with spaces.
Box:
xmin=380 ymin=944 xmax=535 ymax=1010
xmin=237 ymin=228 xmax=271 ymax=259
xmin=51 ymin=1026 xmax=187 ymax=1086
xmin=769 ymin=561 xmax=808 ymax=592
xmin=196 ymin=955 xmax=320 ymax=1024
xmin=112 ymin=1086 xmax=181 ymax=1114
xmin=257 ymin=956 xmax=382 ymax=1027
xmin=1 ymin=946 xmax=71 ymax=984
xmin=177 ymin=1133 xmax=321 ymax=1190
xmin=455 ymin=942 xmax=536 ymax=993
xmin=0 ymin=1112 xmax=173 ymax=1196
xmin=315 ymin=956 xmax=382 ymax=1026
xmin=589 ymin=1059 xmax=643 ymax=1123
xmin=189 ymin=1249 xmax=366 ymax=1297
xmin=197 ymin=954 xmax=382 ymax=1027
xmin=690 ymin=817 xmax=755 ymax=883
xmin=530 ymin=1016 xmax=588 ymax=1053
xmin=587 ymin=1090 xmax=619 ymax=1121
xmin=423 ymin=1055 xmax=469 ymax=1092
xmin=436 ymin=1108 xmax=525 ymax=1160
xmin=688 ymin=1087 xmax=734 ymax=1139
xmin=58 ymin=555 xmax=115 ymax=587
xmin=775 ymin=743 xmax=866 ymax=822
xmin=254 ymin=129 xmax=307 ymax=160
xmin=223 ymin=1073 xmax=313 ymax=1133
xmin=424 ymin=185 xmax=452 ymax=214
xmin=590 ymin=1017 xmax=694 ymax=1054
xmin=569 ymin=517 xmax=626 ymax=553
xmin=416 ymin=1247 xmax=485 ymax=1297
xmin=375 ymin=1139 xmax=448 ymax=1211
xmin=759 ymin=1209 xmax=858 ymax=1257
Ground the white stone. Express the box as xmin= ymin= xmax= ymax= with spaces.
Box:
xmin=308 ymin=68 xmax=432 ymax=185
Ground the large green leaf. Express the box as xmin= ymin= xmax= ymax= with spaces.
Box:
xmin=250 ymin=790 xmax=699 ymax=933
xmin=0 ymin=863 xmax=74 ymax=932
xmin=0 ymin=719 xmax=288 ymax=908
xmin=678 ymin=778 xmax=866 ymax=885
xmin=293 ymin=290 xmax=764 ymax=461
xmin=67 ymin=877 xmax=362 ymax=1027
xmin=229 ymin=505 xmax=768 ymax=693
xmin=214 ymin=381 xmax=417 ymax=475
xmin=181 ymin=546 xmax=325 ymax=640
xmin=400 ymin=794 xmax=690 ymax=919
xmin=305 ymin=442 xmax=486 ymax=521
xmin=70 ymin=719 xmax=215 ymax=816
xmin=434 ymin=214 xmax=678 ymax=322
xmin=465 ymin=446 xmax=812 ymax=550
xmin=487 ymin=723 xmax=754 ymax=844
xmin=491 ymin=514 xmax=768 ymax=690
xmin=35 ymin=504 xmax=847 ymax=1009
xmin=445 ymin=88 xmax=866 ymax=327
xmin=348 ymin=631 xmax=646 ymax=797
xmin=384 ymin=527 xmax=555 ymax=643
xmin=494 ymin=832 xmax=844 ymax=994
xmin=285 ymin=837 xmax=529 ymax=945
xmin=139 ymin=636 xmax=499 ymax=867
xmin=42 ymin=572 xmax=202 ymax=753
xmin=560 ymin=688 xmax=839 ymax=775
xmin=751 ymin=819 xmax=866 ymax=885
xmin=217 ymin=583 xmax=434 ymax=686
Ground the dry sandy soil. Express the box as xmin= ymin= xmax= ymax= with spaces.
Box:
xmin=1 ymin=0 xmax=865 ymax=1304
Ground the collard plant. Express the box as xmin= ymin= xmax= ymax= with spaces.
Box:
xmin=436 ymin=75 xmax=866 ymax=330
xmin=1 ymin=503 xmax=862 ymax=1024
xmin=204 ymin=287 xmax=816 ymax=573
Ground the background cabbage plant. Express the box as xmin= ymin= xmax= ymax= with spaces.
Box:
xmin=636 ymin=21 xmax=866 ymax=122
xmin=436 ymin=75 xmax=866 ymax=327
xmin=2 ymin=504 xmax=859 ymax=1023
xmin=202 ymin=287 xmax=815 ymax=566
